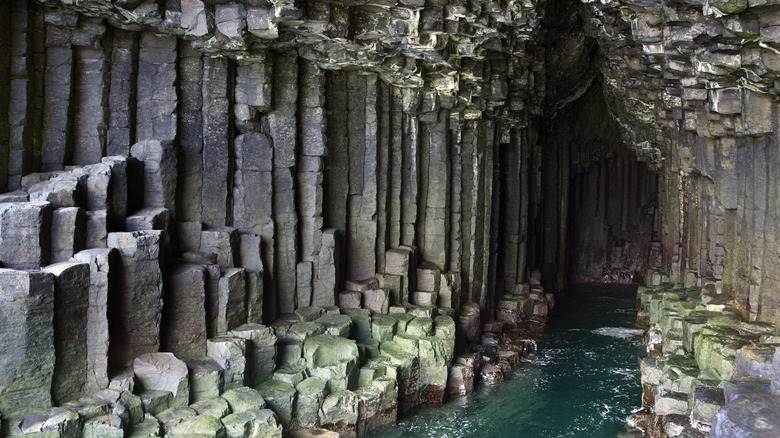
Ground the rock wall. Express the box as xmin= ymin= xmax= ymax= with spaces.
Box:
xmin=2 ymin=0 xmax=780 ymax=436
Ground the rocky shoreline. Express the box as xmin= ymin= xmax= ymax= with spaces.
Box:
xmin=632 ymin=278 xmax=780 ymax=438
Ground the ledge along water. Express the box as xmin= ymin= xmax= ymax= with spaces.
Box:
xmin=368 ymin=284 xmax=645 ymax=438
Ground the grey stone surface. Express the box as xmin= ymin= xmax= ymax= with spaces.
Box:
xmin=73 ymin=248 xmax=118 ymax=392
xmin=0 ymin=269 xmax=55 ymax=414
xmin=107 ymin=231 xmax=164 ymax=367
xmin=0 ymin=202 xmax=52 ymax=269
xmin=163 ymin=263 xmax=208 ymax=360
xmin=43 ymin=262 xmax=90 ymax=405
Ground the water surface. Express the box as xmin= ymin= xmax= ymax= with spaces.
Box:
xmin=368 ymin=284 xmax=644 ymax=438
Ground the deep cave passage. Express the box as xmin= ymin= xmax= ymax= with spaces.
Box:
xmin=498 ymin=79 xmax=660 ymax=298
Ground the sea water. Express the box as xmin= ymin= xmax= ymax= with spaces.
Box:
xmin=368 ymin=284 xmax=645 ymax=438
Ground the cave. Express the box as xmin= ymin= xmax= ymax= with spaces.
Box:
xmin=1 ymin=0 xmax=779 ymax=437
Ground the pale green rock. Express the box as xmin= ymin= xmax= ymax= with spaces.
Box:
xmin=128 ymin=417 xmax=161 ymax=437
xmin=3 ymin=408 xmax=81 ymax=438
xmin=408 ymin=306 xmax=436 ymax=318
xmin=390 ymin=313 xmax=414 ymax=335
xmin=370 ymin=315 xmax=397 ymax=341
xmin=167 ymin=415 xmax=226 ymax=437
xmin=418 ymin=337 xmax=455 ymax=368
xmin=190 ymin=397 xmax=231 ymax=419
xmin=155 ymin=406 xmax=198 ymax=433
xmin=393 ymin=334 xmax=419 ymax=352
xmin=315 ymin=314 xmax=352 ymax=338
xmin=294 ymin=377 xmax=328 ymax=429
xmin=114 ymin=390 xmax=144 ymax=426
xmin=295 ymin=306 xmax=324 ymax=322
xmin=222 ymin=409 xmax=282 ymax=438
xmin=406 ymin=317 xmax=433 ymax=337
xmin=303 ymin=335 xmax=359 ymax=370
xmin=342 ymin=308 xmax=372 ymax=342
xmin=221 ymin=387 xmax=267 ymax=414
xmin=256 ymin=380 xmax=296 ymax=428
xmin=654 ymin=389 xmax=689 ymax=416
xmin=358 ymin=339 xmax=381 ymax=362
xmin=271 ymin=365 xmax=307 ymax=387
xmin=689 ymin=385 xmax=724 ymax=428
xmin=82 ymin=414 xmax=124 ymax=438
xmin=228 ymin=324 xmax=278 ymax=387
xmin=187 ymin=358 xmax=224 ymax=402
xmin=61 ymin=395 xmax=112 ymax=421
xmin=710 ymin=0 xmax=748 ymax=14
xmin=138 ymin=390 xmax=172 ymax=416
xmin=433 ymin=316 xmax=455 ymax=338
xmin=319 ymin=391 xmax=358 ymax=435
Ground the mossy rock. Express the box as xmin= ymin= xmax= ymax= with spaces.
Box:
xmin=167 ymin=415 xmax=226 ymax=437
xmin=190 ymin=396 xmax=232 ymax=419
xmin=221 ymin=387 xmax=267 ymax=414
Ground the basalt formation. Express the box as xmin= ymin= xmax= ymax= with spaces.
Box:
xmin=0 ymin=0 xmax=779 ymax=437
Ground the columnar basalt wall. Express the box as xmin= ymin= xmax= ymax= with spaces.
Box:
xmin=2 ymin=0 xmax=780 ymax=437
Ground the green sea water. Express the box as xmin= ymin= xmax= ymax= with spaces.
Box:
xmin=368 ymin=284 xmax=645 ymax=438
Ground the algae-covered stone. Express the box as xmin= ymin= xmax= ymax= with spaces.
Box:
xmin=61 ymin=394 xmax=112 ymax=422
xmin=434 ymin=315 xmax=456 ymax=339
xmin=2 ymin=408 xmax=81 ymax=437
xmin=82 ymin=414 xmax=124 ymax=438
xmin=409 ymin=306 xmax=436 ymax=319
xmin=342 ymin=308 xmax=372 ymax=342
xmin=294 ymin=377 xmax=328 ymax=429
xmin=155 ymin=406 xmax=198 ymax=433
xmin=221 ymin=387 xmax=266 ymax=414
xmin=167 ymin=414 xmax=226 ymax=437
xmin=378 ymin=341 xmax=420 ymax=414
xmin=138 ymin=390 xmax=173 ymax=416
xmin=228 ymin=324 xmax=278 ymax=387
xmin=222 ymin=409 xmax=283 ymax=438
xmin=316 ymin=314 xmax=352 ymax=338
xmin=187 ymin=357 xmax=224 ymax=402
xmin=371 ymin=315 xmax=397 ymax=341
xmin=390 ymin=313 xmax=414 ymax=335
xmin=406 ymin=317 xmax=433 ymax=337
xmin=190 ymin=396 xmax=231 ymax=419
xmin=256 ymin=380 xmax=296 ymax=428
xmin=127 ymin=416 xmax=161 ymax=437
xmin=271 ymin=364 xmax=307 ymax=387
xmin=654 ymin=389 xmax=689 ymax=416
xmin=304 ymin=335 xmax=360 ymax=392
xmin=319 ymin=391 xmax=358 ymax=436
xmin=689 ymin=385 xmax=724 ymax=429
xmin=0 ymin=269 xmax=55 ymax=413
xmin=114 ymin=390 xmax=144 ymax=426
